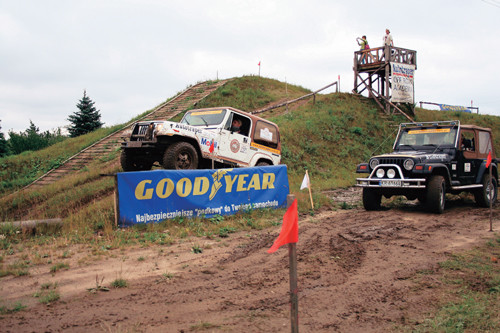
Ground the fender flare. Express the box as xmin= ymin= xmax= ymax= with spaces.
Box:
xmin=424 ymin=163 xmax=452 ymax=186
xmin=475 ymin=161 xmax=498 ymax=183
xmin=249 ymin=152 xmax=275 ymax=167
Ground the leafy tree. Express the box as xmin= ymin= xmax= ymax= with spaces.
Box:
xmin=0 ymin=120 xmax=8 ymax=157
xmin=67 ymin=90 xmax=103 ymax=137
xmin=7 ymin=120 xmax=65 ymax=155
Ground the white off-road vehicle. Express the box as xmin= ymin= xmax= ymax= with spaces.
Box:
xmin=120 ymin=107 xmax=281 ymax=171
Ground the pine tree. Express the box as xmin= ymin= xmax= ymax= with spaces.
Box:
xmin=67 ymin=90 xmax=103 ymax=137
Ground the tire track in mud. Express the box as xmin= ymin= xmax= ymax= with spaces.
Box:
xmin=1 ymin=203 xmax=497 ymax=332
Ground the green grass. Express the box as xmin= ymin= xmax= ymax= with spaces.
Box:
xmin=0 ymin=125 xmax=122 ymax=194
xmin=111 ymin=278 xmax=128 ymax=288
xmin=50 ymin=262 xmax=69 ymax=273
xmin=196 ymin=76 xmax=310 ymax=112
xmin=190 ymin=321 xmax=221 ymax=331
xmin=33 ymin=282 xmax=60 ymax=304
xmin=0 ymin=301 xmax=27 ymax=314
xmin=0 ymin=259 xmax=30 ymax=277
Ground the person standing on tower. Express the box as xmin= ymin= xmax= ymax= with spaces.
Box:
xmin=383 ymin=28 xmax=393 ymax=47
xmin=356 ymin=35 xmax=372 ymax=64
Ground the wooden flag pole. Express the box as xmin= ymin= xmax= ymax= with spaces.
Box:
xmin=306 ymin=170 xmax=314 ymax=210
xmin=286 ymin=194 xmax=299 ymax=333
xmin=288 ymin=242 xmax=298 ymax=333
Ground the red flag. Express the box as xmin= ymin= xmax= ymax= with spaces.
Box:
xmin=267 ymin=199 xmax=298 ymax=253
xmin=486 ymin=151 xmax=492 ymax=168
xmin=258 ymin=61 xmax=261 ymax=66
xmin=209 ymin=139 xmax=214 ymax=153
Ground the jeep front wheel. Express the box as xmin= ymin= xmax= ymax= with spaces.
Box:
xmin=474 ymin=174 xmax=497 ymax=207
xmin=120 ymin=150 xmax=153 ymax=171
xmin=163 ymin=142 xmax=199 ymax=170
xmin=426 ymin=175 xmax=445 ymax=214
xmin=362 ymin=188 xmax=382 ymax=211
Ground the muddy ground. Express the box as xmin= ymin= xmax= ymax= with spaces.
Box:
xmin=1 ymin=189 xmax=498 ymax=332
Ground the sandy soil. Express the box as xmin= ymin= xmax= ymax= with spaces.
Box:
xmin=1 ymin=190 xmax=498 ymax=333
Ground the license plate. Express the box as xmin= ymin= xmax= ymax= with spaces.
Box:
xmin=379 ymin=180 xmax=402 ymax=187
xmin=127 ymin=141 xmax=143 ymax=147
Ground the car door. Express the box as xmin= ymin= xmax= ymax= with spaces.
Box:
xmin=217 ymin=112 xmax=252 ymax=166
xmin=457 ymin=129 xmax=479 ymax=185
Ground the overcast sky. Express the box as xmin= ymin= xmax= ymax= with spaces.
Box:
xmin=1 ymin=0 xmax=499 ymax=135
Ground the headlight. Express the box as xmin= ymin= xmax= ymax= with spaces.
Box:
xmin=387 ymin=169 xmax=396 ymax=178
xmin=376 ymin=168 xmax=385 ymax=178
xmin=369 ymin=159 xmax=379 ymax=170
xmin=155 ymin=124 xmax=164 ymax=132
xmin=403 ymin=158 xmax=414 ymax=171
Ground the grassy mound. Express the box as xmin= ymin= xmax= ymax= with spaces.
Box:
xmin=0 ymin=75 xmax=499 ymax=240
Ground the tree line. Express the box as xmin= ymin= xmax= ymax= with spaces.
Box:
xmin=0 ymin=91 xmax=103 ymax=157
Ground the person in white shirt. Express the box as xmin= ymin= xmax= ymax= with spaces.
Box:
xmin=383 ymin=29 xmax=393 ymax=47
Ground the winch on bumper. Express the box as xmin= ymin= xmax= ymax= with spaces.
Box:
xmin=356 ymin=164 xmax=426 ymax=189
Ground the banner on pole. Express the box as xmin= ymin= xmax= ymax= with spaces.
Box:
xmin=437 ymin=104 xmax=472 ymax=113
xmin=116 ymin=166 xmax=290 ymax=227
xmin=391 ymin=63 xmax=415 ymax=103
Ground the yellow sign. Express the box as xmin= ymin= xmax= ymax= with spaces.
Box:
xmin=190 ymin=110 xmax=224 ymax=116
xmin=134 ymin=172 xmax=276 ymax=200
xmin=408 ymin=128 xmax=451 ymax=134
xmin=250 ymin=142 xmax=280 ymax=155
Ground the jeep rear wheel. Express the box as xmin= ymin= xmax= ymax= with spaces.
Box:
xmin=120 ymin=150 xmax=153 ymax=171
xmin=474 ymin=174 xmax=497 ymax=207
xmin=425 ymin=175 xmax=445 ymax=214
xmin=163 ymin=142 xmax=199 ymax=170
xmin=362 ymin=188 xmax=382 ymax=210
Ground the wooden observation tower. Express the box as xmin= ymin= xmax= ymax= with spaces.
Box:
xmin=353 ymin=46 xmax=417 ymax=120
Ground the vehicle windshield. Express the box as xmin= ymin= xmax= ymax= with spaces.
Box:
xmin=396 ymin=127 xmax=458 ymax=149
xmin=181 ymin=109 xmax=227 ymax=126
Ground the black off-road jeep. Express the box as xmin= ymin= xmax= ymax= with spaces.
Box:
xmin=356 ymin=120 xmax=498 ymax=213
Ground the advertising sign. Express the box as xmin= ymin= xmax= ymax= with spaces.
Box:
xmin=438 ymin=104 xmax=472 ymax=113
xmin=116 ymin=166 xmax=290 ymax=227
xmin=391 ymin=63 xmax=415 ymax=103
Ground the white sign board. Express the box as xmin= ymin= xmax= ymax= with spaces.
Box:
xmin=391 ymin=63 xmax=415 ymax=103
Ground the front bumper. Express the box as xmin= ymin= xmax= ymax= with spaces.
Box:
xmin=356 ymin=164 xmax=426 ymax=189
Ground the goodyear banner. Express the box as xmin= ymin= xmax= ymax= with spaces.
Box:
xmin=391 ymin=63 xmax=415 ymax=103
xmin=438 ymin=104 xmax=472 ymax=113
xmin=116 ymin=166 xmax=290 ymax=227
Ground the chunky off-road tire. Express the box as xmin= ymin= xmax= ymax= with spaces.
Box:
xmin=163 ymin=142 xmax=199 ymax=170
xmin=425 ymin=175 xmax=446 ymax=214
xmin=120 ymin=150 xmax=153 ymax=171
xmin=362 ymin=188 xmax=382 ymax=211
xmin=474 ymin=174 xmax=498 ymax=207
xmin=256 ymin=161 xmax=271 ymax=166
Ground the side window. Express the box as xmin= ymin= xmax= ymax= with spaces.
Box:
xmin=478 ymin=131 xmax=492 ymax=156
xmin=460 ymin=130 xmax=475 ymax=152
xmin=227 ymin=113 xmax=251 ymax=137
xmin=253 ymin=121 xmax=279 ymax=149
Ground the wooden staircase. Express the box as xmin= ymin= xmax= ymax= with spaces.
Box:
xmin=27 ymin=80 xmax=229 ymax=189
